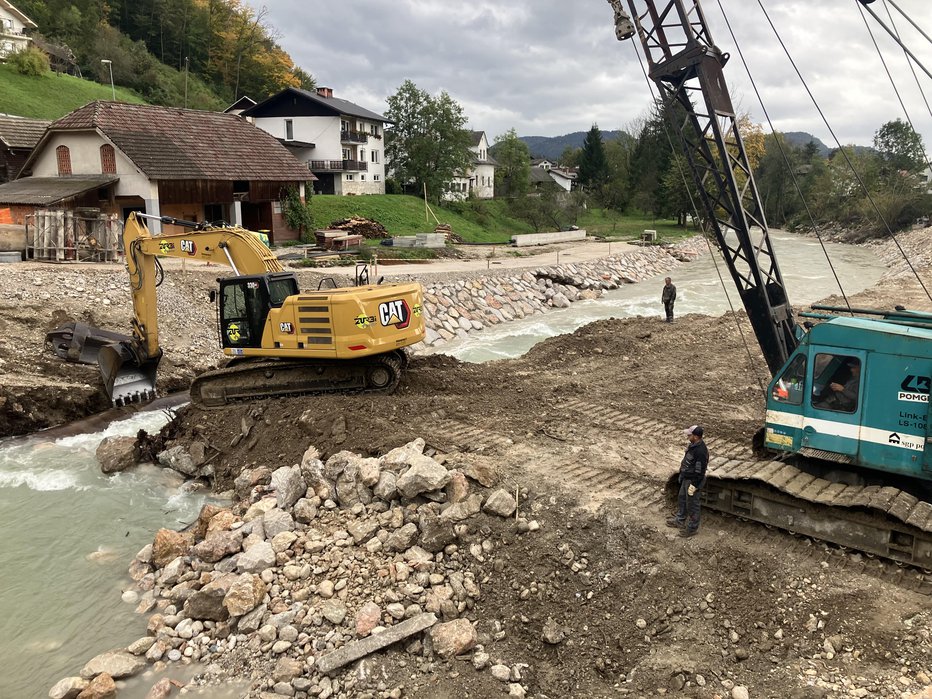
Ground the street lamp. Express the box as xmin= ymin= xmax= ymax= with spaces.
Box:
xmin=100 ymin=59 xmax=115 ymax=100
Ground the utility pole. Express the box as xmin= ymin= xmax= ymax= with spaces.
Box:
xmin=100 ymin=59 xmax=115 ymax=100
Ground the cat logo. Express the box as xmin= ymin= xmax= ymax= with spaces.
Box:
xmin=379 ymin=299 xmax=411 ymax=329
xmin=355 ymin=314 xmax=375 ymax=329
xmin=158 ymin=241 xmax=175 ymax=254
xmin=226 ymin=322 xmax=242 ymax=343
xmin=279 ymin=322 xmax=294 ymax=334
xmin=180 ymin=239 xmax=197 ymax=255
xmin=413 ymin=304 xmax=422 ymax=317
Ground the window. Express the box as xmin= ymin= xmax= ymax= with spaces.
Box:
xmin=772 ymin=354 xmax=806 ymax=406
xmin=374 ymin=174 xmax=380 ymax=181
xmin=99 ymin=144 xmax=116 ymax=174
xmin=812 ymin=354 xmax=861 ymax=413
xmin=285 ymin=119 xmax=294 ymax=141
xmin=342 ymin=148 xmax=350 ymax=160
xmin=56 ymin=145 xmax=72 ymax=175
xmin=359 ymin=148 xmax=366 ymax=162
xmin=370 ymin=150 xmax=379 ymax=163
xmin=341 ymin=120 xmax=350 ymax=132
xmin=370 ymin=124 xmax=379 ymax=136
xmin=360 ymin=174 xmax=366 ymax=181
xmin=346 ymin=174 xmax=354 ymax=181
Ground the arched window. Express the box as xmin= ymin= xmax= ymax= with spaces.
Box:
xmin=56 ymin=145 xmax=72 ymax=176
xmin=100 ymin=144 xmax=116 ymax=174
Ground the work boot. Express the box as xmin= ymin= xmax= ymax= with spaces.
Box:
xmin=679 ymin=528 xmax=698 ymax=538
xmin=666 ymin=517 xmax=684 ymax=529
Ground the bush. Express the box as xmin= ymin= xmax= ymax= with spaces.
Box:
xmin=9 ymin=46 xmax=49 ymax=76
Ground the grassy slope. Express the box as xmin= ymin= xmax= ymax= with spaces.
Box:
xmin=309 ymin=195 xmax=534 ymax=243
xmin=577 ymin=208 xmax=696 ymax=241
xmin=0 ymin=64 xmax=144 ymax=119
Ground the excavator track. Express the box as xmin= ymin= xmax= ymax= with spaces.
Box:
xmin=560 ymin=399 xmax=932 ymax=590
xmin=190 ymin=350 xmax=406 ymax=407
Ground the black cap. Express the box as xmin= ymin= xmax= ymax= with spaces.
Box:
xmin=684 ymin=425 xmax=704 ymax=438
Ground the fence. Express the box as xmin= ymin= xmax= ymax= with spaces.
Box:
xmin=26 ymin=210 xmax=122 ymax=262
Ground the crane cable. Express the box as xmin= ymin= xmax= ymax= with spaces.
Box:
xmin=629 ymin=33 xmax=770 ymax=398
xmin=857 ymin=2 xmax=932 ymax=181
xmin=882 ymin=1 xmax=932 ymax=123
xmin=716 ymin=0 xmax=852 ymax=314
xmin=757 ymin=0 xmax=932 ymax=303
xmin=857 ymin=0 xmax=932 ymax=83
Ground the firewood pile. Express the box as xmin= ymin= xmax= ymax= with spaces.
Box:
xmin=434 ymin=223 xmax=462 ymax=244
xmin=327 ymin=217 xmax=389 ymax=239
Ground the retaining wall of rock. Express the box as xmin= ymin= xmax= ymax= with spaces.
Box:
xmin=420 ymin=238 xmax=707 ymax=348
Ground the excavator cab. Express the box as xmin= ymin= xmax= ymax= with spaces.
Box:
xmin=218 ymin=272 xmax=299 ymax=349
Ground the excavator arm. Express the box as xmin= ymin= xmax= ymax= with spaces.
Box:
xmin=122 ymin=212 xmax=283 ymax=361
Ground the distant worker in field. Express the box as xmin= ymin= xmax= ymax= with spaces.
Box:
xmin=662 ymin=276 xmax=677 ymax=322
xmin=667 ymin=424 xmax=708 ymax=538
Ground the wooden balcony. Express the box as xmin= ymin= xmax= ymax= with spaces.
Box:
xmin=340 ymin=130 xmax=367 ymax=144
xmin=307 ymin=160 xmax=369 ymax=172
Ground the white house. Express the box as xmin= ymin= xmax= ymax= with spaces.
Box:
xmin=243 ymin=87 xmax=388 ymax=196
xmin=530 ymin=159 xmax=577 ymax=192
xmin=446 ymin=130 xmax=496 ymax=200
xmin=0 ymin=0 xmax=36 ymax=58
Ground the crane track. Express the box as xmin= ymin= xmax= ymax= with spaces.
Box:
xmin=420 ymin=407 xmax=932 ymax=593
xmin=560 ymin=398 xmax=932 ymax=592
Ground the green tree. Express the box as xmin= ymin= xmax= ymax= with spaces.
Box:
xmin=873 ymin=118 xmax=926 ymax=174
xmin=577 ymin=123 xmax=609 ymax=193
xmin=492 ymin=128 xmax=531 ymax=199
xmin=559 ymin=146 xmax=581 ymax=168
xmin=627 ymin=102 xmax=674 ymax=215
xmin=384 ymin=80 xmax=474 ymax=203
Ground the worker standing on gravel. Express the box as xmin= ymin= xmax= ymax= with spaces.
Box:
xmin=667 ymin=425 xmax=708 ymax=538
xmin=661 ymin=277 xmax=677 ymax=322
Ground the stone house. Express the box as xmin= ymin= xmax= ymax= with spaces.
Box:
xmin=0 ymin=0 xmax=35 ymax=58
xmin=0 ymin=101 xmax=315 ymax=241
xmin=242 ymin=86 xmax=388 ymax=196
xmin=0 ymin=114 xmax=48 ymax=183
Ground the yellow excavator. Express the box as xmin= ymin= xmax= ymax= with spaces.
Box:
xmin=47 ymin=212 xmax=425 ymax=407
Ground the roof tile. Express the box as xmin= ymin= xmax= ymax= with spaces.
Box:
xmin=49 ymin=101 xmax=313 ymax=181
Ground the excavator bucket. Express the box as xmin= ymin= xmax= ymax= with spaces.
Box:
xmin=45 ymin=322 xmax=136 ymax=366
xmin=98 ymin=342 xmax=160 ymax=407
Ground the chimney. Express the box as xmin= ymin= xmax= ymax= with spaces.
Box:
xmin=316 ymin=87 xmax=333 ymax=98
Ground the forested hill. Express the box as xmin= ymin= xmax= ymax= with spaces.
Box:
xmin=520 ymin=130 xmax=632 ymax=161
xmin=12 ymin=0 xmax=314 ymax=110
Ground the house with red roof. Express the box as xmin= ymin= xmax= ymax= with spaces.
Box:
xmin=0 ymin=101 xmax=314 ymax=240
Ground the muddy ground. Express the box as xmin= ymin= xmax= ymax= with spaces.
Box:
xmin=6 ymin=231 xmax=932 ymax=697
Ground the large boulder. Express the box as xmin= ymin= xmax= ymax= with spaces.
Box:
xmin=237 ymin=541 xmax=276 ymax=573
xmin=380 ymin=438 xmax=426 ymax=469
xmin=95 ymin=436 xmax=136 ymax=474
xmin=224 ymin=573 xmax=267 ymax=617
xmin=157 ymin=445 xmax=197 ymax=477
xmin=151 ymin=529 xmax=193 ymax=568
xmin=396 ymin=455 xmax=451 ymax=498
xmin=184 ymin=576 xmax=234 ymax=621
xmin=270 ymin=465 xmax=306 ymax=509
xmin=431 ymin=618 xmax=477 ymax=658
xmin=49 ymin=676 xmax=89 ymax=699
xmin=191 ymin=530 xmax=243 ymax=564
xmin=80 ymin=651 xmax=146 ymax=680
xmin=76 ymin=673 xmax=115 ymax=699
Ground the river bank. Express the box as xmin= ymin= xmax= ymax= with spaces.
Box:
xmin=0 ymin=237 xmax=704 ymax=438
xmin=28 ymin=226 xmax=932 ymax=698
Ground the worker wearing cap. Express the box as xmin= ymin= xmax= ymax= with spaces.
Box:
xmin=667 ymin=425 xmax=709 ymax=538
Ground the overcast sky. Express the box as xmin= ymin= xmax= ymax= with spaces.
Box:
xmin=250 ymin=1 xmax=932 ymax=148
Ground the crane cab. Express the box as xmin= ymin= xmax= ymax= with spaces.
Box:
xmin=764 ymin=315 xmax=932 ymax=484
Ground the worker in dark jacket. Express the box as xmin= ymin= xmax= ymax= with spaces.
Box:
xmin=666 ymin=424 xmax=709 ymax=537
xmin=661 ymin=277 xmax=677 ymax=322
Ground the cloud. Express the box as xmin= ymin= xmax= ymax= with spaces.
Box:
xmin=252 ymin=0 xmax=932 ymax=146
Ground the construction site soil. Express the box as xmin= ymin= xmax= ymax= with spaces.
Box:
xmin=5 ymin=232 xmax=932 ymax=697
